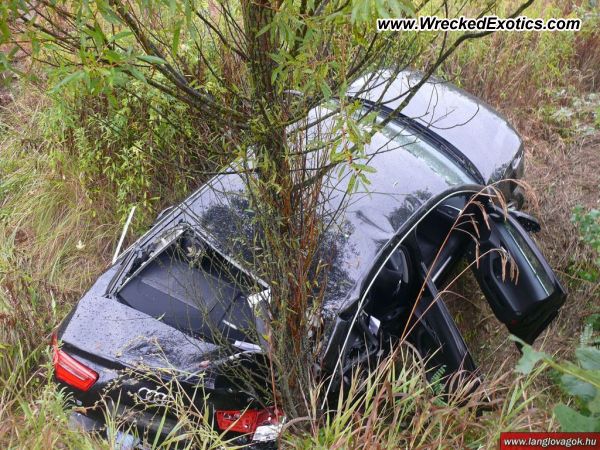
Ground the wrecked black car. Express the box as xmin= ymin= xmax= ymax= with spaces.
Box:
xmin=52 ymin=71 xmax=566 ymax=446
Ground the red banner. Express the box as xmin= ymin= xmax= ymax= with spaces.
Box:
xmin=500 ymin=432 xmax=600 ymax=450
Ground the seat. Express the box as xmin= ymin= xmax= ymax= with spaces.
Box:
xmin=367 ymin=246 xmax=413 ymax=320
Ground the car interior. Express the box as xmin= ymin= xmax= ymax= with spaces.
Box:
xmin=358 ymin=193 xmax=479 ymax=377
xmin=365 ymin=193 xmax=473 ymax=322
xmin=363 ymin=190 xmax=565 ymax=378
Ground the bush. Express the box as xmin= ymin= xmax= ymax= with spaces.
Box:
xmin=0 ymin=65 xmax=216 ymax=448
xmin=41 ymin=77 xmax=219 ymax=227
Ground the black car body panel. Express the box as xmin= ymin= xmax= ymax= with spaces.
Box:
xmin=60 ymin=294 xmax=221 ymax=375
xmin=349 ymin=70 xmax=524 ymax=183
xmin=54 ymin=71 xmax=564 ymax=444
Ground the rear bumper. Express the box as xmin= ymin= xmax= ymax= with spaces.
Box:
xmin=70 ymin=412 xmax=145 ymax=450
xmin=68 ymin=410 xmax=278 ymax=449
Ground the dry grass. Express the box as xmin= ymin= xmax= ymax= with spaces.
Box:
xmin=287 ymin=345 xmax=553 ymax=449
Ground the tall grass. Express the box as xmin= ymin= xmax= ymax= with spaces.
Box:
xmin=0 ymin=85 xmax=114 ymax=447
xmin=286 ymin=345 xmax=550 ymax=449
xmin=0 ymin=79 xmax=211 ymax=447
xmin=0 ymin=41 xmax=230 ymax=441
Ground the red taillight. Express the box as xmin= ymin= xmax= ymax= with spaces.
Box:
xmin=215 ymin=407 xmax=282 ymax=434
xmin=51 ymin=334 xmax=98 ymax=392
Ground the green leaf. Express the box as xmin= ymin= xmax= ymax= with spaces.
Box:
xmin=0 ymin=19 xmax=10 ymax=43
xmin=184 ymin=1 xmax=192 ymax=27
xmin=172 ymin=21 xmax=181 ymax=56
xmin=559 ymin=361 xmax=600 ymax=390
xmin=514 ymin=342 xmax=546 ymax=374
xmin=576 ymin=347 xmax=600 ymax=371
xmin=589 ymin=390 xmax=600 ymax=415
xmin=50 ymin=70 xmax=86 ymax=94
xmin=137 ymin=55 xmax=167 ymax=65
xmin=86 ymin=23 xmax=106 ymax=47
xmin=586 ymin=313 xmax=600 ymax=332
xmin=347 ymin=173 xmax=357 ymax=193
xmin=351 ymin=0 xmax=371 ymax=24
xmin=256 ymin=22 xmax=272 ymax=38
xmin=110 ymin=69 xmax=128 ymax=87
xmin=108 ymin=30 xmax=133 ymax=43
xmin=560 ymin=374 xmax=597 ymax=401
xmin=320 ymin=82 xmax=332 ymax=100
xmin=128 ymin=67 xmax=146 ymax=83
xmin=104 ymin=49 xmax=125 ymax=63
xmin=389 ymin=0 xmax=415 ymax=17
xmin=554 ymin=404 xmax=600 ymax=432
xmin=338 ymin=81 xmax=348 ymax=98
xmin=98 ymin=5 xmax=123 ymax=25
xmin=168 ymin=0 xmax=177 ymax=15
xmin=353 ymin=163 xmax=377 ymax=173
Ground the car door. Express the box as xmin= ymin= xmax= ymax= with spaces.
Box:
xmin=469 ymin=204 xmax=566 ymax=344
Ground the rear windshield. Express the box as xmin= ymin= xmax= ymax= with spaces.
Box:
xmin=116 ymin=227 xmax=261 ymax=343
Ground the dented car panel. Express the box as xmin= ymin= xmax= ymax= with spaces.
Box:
xmin=53 ymin=73 xmax=565 ymax=445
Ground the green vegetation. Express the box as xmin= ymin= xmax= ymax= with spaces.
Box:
xmin=286 ymin=347 xmax=547 ymax=448
xmin=516 ymin=318 xmax=600 ymax=432
xmin=572 ymin=207 xmax=600 ymax=281
xmin=1 ymin=0 xmax=599 ymax=447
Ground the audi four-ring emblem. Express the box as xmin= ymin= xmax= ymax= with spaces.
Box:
xmin=136 ymin=387 xmax=172 ymax=405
